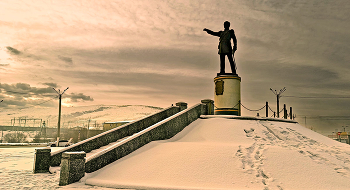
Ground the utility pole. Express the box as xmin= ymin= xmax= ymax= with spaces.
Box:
xmin=270 ymin=87 xmax=286 ymax=118
xmin=87 ymin=118 xmax=91 ymax=138
xmin=53 ymin=87 xmax=69 ymax=147
xmin=0 ymin=100 xmax=2 ymax=143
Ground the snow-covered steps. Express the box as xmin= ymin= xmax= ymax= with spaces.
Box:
xmin=33 ymin=104 xmax=185 ymax=173
xmin=84 ymin=103 xmax=204 ymax=173
xmin=57 ymin=103 xmax=206 ymax=186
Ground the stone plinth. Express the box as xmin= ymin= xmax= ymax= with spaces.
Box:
xmin=176 ymin=102 xmax=188 ymax=111
xmin=33 ymin=147 xmax=51 ymax=173
xmin=59 ymin=151 xmax=86 ymax=186
xmin=201 ymin=99 xmax=214 ymax=115
xmin=214 ymin=74 xmax=241 ymax=115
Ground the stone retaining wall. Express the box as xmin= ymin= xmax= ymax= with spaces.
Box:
xmin=85 ymin=103 xmax=204 ymax=173
xmin=50 ymin=105 xmax=181 ymax=166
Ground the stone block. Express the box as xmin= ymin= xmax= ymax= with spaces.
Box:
xmin=59 ymin=151 xmax=86 ymax=186
xmin=201 ymin=99 xmax=214 ymax=115
xmin=176 ymin=102 xmax=188 ymax=111
xmin=33 ymin=147 xmax=51 ymax=173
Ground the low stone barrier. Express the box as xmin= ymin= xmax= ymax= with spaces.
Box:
xmin=59 ymin=152 xmax=86 ymax=186
xmin=33 ymin=147 xmax=51 ymax=173
xmin=85 ymin=103 xmax=204 ymax=173
xmin=49 ymin=105 xmax=182 ymax=166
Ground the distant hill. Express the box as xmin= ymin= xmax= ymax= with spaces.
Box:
xmin=0 ymin=105 xmax=164 ymax=129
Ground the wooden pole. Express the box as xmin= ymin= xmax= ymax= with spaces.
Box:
xmin=266 ymin=102 xmax=268 ymax=117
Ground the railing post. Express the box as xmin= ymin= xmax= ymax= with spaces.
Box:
xmin=290 ymin=107 xmax=293 ymax=120
xmin=266 ymin=102 xmax=268 ymax=117
xmin=176 ymin=102 xmax=188 ymax=111
xmin=59 ymin=151 xmax=86 ymax=186
xmin=283 ymin=104 xmax=287 ymax=119
xmin=33 ymin=147 xmax=51 ymax=173
xmin=201 ymin=99 xmax=214 ymax=115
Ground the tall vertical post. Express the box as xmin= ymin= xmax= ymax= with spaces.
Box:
xmin=57 ymin=94 xmax=62 ymax=146
xmin=270 ymin=87 xmax=286 ymax=118
xmin=290 ymin=107 xmax=293 ymax=120
xmin=265 ymin=102 xmax=268 ymax=117
xmin=283 ymin=104 xmax=287 ymax=119
xmin=87 ymin=118 xmax=91 ymax=138
xmin=53 ymin=87 xmax=69 ymax=147
xmin=277 ymin=95 xmax=280 ymax=118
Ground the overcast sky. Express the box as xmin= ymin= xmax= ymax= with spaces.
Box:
xmin=1 ymin=0 xmax=350 ymax=135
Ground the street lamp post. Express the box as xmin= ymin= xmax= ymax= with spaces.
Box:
xmin=270 ymin=87 xmax=286 ymax=118
xmin=53 ymin=87 xmax=69 ymax=147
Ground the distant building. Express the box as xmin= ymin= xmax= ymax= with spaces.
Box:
xmin=103 ymin=121 xmax=133 ymax=131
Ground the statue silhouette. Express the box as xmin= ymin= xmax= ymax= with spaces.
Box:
xmin=204 ymin=21 xmax=237 ymax=75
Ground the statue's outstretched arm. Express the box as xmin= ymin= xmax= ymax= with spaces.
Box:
xmin=203 ymin=28 xmax=220 ymax=37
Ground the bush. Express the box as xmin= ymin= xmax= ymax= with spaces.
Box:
xmin=4 ymin=132 xmax=27 ymax=143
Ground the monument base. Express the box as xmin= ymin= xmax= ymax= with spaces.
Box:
xmin=214 ymin=74 xmax=241 ymax=116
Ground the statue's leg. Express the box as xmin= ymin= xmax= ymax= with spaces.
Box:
xmin=227 ymin=54 xmax=236 ymax=74
xmin=220 ymin=54 xmax=225 ymax=73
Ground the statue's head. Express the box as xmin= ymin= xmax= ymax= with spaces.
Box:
xmin=224 ymin=21 xmax=230 ymax=29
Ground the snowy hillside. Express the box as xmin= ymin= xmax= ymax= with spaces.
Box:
xmin=0 ymin=105 xmax=163 ymax=128
xmin=77 ymin=116 xmax=350 ymax=190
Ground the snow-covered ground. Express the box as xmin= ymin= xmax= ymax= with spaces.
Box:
xmin=0 ymin=146 xmax=120 ymax=190
xmin=72 ymin=116 xmax=350 ymax=190
xmin=2 ymin=116 xmax=350 ymax=189
xmin=0 ymin=147 xmax=63 ymax=190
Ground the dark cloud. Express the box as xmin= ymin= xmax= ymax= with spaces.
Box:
xmin=0 ymin=83 xmax=55 ymax=98
xmin=0 ymin=83 xmax=93 ymax=108
xmin=65 ymin=93 xmax=94 ymax=102
xmin=66 ymin=93 xmax=94 ymax=102
xmin=6 ymin=46 xmax=21 ymax=55
xmin=58 ymin=55 xmax=73 ymax=64
xmin=43 ymin=82 xmax=59 ymax=88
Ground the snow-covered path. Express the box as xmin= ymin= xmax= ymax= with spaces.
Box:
xmin=83 ymin=116 xmax=350 ymax=190
xmin=0 ymin=147 xmax=63 ymax=190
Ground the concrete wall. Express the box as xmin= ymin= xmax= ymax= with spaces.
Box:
xmin=50 ymin=106 xmax=181 ymax=166
xmin=85 ymin=103 xmax=204 ymax=173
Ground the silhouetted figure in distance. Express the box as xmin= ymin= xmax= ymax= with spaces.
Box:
xmin=204 ymin=21 xmax=237 ymax=75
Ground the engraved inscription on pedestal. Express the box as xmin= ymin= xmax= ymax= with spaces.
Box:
xmin=215 ymin=80 xmax=224 ymax=95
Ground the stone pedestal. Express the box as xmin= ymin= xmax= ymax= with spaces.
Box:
xmin=214 ymin=74 xmax=241 ymax=115
xmin=33 ymin=147 xmax=51 ymax=173
xmin=176 ymin=102 xmax=188 ymax=111
xmin=59 ymin=151 xmax=86 ymax=186
xmin=201 ymin=99 xmax=214 ymax=115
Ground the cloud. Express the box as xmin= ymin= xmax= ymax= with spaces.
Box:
xmin=6 ymin=46 xmax=21 ymax=55
xmin=0 ymin=82 xmax=93 ymax=108
xmin=66 ymin=93 xmax=94 ymax=102
xmin=42 ymin=82 xmax=59 ymax=88
xmin=58 ymin=55 xmax=73 ymax=64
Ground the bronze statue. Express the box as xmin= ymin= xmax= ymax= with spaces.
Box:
xmin=204 ymin=21 xmax=237 ymax=75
